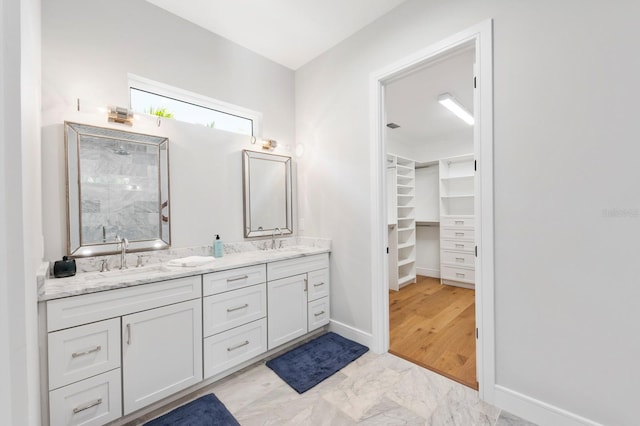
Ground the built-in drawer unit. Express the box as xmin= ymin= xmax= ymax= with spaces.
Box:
xmin=441 ymin=265 xmax=475 ymax=284
xmin=46 ymin=276 xmax=202 ymax=332
xmin=49 ymin=368 xmax=122 ymax=426
xmin=440 ymin=215 xmax=475 ymax=228
xmin=203 ymin=264 xmax=266 ymax=295
xmin=267 ymin=253 xmax=329 ymax=281
xmin=441 ymin=251 xmax=475 ymax=268
xmin=48 ymin=318 xmax=121 ymax=390
xmin=203 ymin=283 xmax=267 ymax=337
xmin=440 ymin=239 xmax=475 ymax=253
xmin=308 ymin=297 xmax=330 ymax=331
xmin=307 ymin=268 xmax=329 ymax=301
xmin=203 ymin=318 xmax=267 ymax=379
xmin=440 ymin=228 xmax=475 ymax=241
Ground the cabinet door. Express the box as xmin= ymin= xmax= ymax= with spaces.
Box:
xmin=122 ymin=299 xmax=202 ymax=415
xmin=267 ymin=274 xmax=308 ymax=349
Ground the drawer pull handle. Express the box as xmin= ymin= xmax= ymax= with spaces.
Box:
xmin=314 ymin=310 xmax=325 ymax=317
xmin=456 ymin=257 xmax=465 ymax=262
xmin=227 ymin=340 xmax=250 ymax=352
xmin=126 ymin=324 xmax=131 ymax=345
xmin=227 ymin=304 xmax=249 ymax=312
xmin=456 ymin=272 xmax=465 ymax=278
xmin=73 ymin=398 xmax=103 ymax=414
xmin=455 ymin=232 xmax=465 ymax=237
xmin=455 ymin=220 xmax=464 ymax=225
xmin=455 ymin=244 xmax=464 ymax=248
xmin=71 ymin=345 xmax=102 ymax=358
xmin=313 ymin=282 xmax=324 ymax=287
xmin=227 ymin=275 xmax=249 ymax=283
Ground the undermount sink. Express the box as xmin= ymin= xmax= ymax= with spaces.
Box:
xmin=83 ymin=263 xmax=170 ymax=281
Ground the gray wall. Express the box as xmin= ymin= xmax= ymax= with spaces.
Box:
xmin=41 ymin=0 xmax=296 ymax=260
xmin=296 ymin=0 xmax=640 ymax=425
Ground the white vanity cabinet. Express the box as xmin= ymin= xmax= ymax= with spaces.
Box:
xmin=267 ymin=253 xmax=330 ymax=350
xmin=202 ymin=265 xmax=268 ymax=379
xmin=43 ymin=275 xmax=202 ymax=425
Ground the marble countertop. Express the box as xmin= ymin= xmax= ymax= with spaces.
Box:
xmin=38 ymin=246 xmax=330 ymax=302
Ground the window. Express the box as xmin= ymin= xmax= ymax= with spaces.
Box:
xmin=128 ymin=74 xmax=261 ymax=137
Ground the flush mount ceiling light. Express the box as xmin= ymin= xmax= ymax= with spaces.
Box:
xmin=437 ymin=93 xmax=474 ymax=125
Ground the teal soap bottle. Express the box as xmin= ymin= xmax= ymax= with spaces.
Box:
xmin=213 ymin=234 xmax=224 ymax=258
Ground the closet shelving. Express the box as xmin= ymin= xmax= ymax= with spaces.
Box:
xmin=439 ymin=154 xmax=475 ymax=289
xmin=390 ymin=155 xmax=417 ymax=289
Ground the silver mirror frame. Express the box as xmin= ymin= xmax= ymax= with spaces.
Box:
xmin=242 ymin=150 xmax=293 ymax=238
xmin=64 ymin=121 xmax=171 ymax=257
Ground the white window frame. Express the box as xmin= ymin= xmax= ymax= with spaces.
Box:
xmin=128 ymin=73 xmax=263 ymax=137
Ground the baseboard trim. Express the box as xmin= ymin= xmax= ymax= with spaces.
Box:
xmin=329 ymin=319 xmax=373 ymax=350
xmin=494 ymin=385 xmax=604 ymax=426
xmin=416 ymin=267 xmax=440 ymax=278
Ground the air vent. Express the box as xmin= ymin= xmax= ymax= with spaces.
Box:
xmin=386 ymin=122 xmax=400 ymax=129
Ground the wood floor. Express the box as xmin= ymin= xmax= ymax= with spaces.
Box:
xmin=389 ymin=275 xmax=477 ymax=389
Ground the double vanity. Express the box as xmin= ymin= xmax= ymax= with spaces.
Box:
xmin=38 ymin=246 xmax=330 ymax=425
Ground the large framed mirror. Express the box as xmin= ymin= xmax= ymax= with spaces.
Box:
xmin=242 ymin=150 xmax=293 ymax=238
xmin=65 ymin=122 xmax=170 ymax=256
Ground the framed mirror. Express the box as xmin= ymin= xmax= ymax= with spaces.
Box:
xmin=65 ymin=122 xmax=170 ymax=256
xmin=242 ymin=150 xmax=293 ymax=238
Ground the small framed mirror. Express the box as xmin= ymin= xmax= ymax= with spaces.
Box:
xmin=65 ymin=122 xmax=170 ymax=256
xmin=242 ymin=150 xmax=293 ymax=238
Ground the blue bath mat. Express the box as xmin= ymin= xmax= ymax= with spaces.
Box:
xmin=145 ymin=393 xmax=239 ymax=426
xmin=266 ymin=332 xmax=369 ymax=393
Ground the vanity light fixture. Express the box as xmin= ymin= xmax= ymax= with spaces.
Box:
xmin=261 ymin=139 xmax=278 ymax=150
xmin=437 ymin=93 xmax=474 ymax=125
xmin=108 ymin=105 xmax=134 ymax=126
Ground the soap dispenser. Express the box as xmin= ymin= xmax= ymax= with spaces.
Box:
xmin=213 ymin=234 xmax=224 ymax=258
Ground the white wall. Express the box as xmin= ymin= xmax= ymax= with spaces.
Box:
xmin=415 ymin=166 xmax=440 ymax=277
xmin=41 ymin=0 xmax=296 ymax=261
xmin=1 ymin=0 xmax=42 ymax=424
xmin=296 ymin=1 xmax=640 ymax=425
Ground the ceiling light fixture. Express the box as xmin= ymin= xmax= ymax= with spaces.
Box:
xmin=437 ymin=93 xmax=474 ymax=125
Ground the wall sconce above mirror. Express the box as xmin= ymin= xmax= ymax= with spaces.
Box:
xmin=65 ymin=122 xmax=171 ymax=257
xmin=242 ymin=150 xmax=293 ymax=238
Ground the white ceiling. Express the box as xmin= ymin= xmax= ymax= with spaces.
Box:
xmin=385 ymin=47 xmax=475 ymax=148
xmin=145 ymin=0 xmax=408 ymax=70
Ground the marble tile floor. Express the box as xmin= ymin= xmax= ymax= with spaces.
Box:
xmin=133 ymin=352 xmax=536 ymax=426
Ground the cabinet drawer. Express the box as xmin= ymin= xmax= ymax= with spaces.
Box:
xmin=47 ymin=276 xmax=202 ymax=331
xmin=440 ymin=228 xmax=475 ymax=241
xmin=267 ymin=253 xmax=329 ymax=281
xmin=308 ymin=297 xmax=330 ymax=331
xmin=441 ymin=239 xmax=475 ymax=252
xmin=441 ymin=251 xmax=476 ymax=268
xmin=441 ymin=265 xmax=475 ymax=284
xmin=49 ymin=368 xmax=122 ymax=426
xmin=203 ymin=318 xmax=267 ymax=379
xmin=308 ymin=268 xmax=330 ymax=302
xmin=441 ymin=216 xmax=474 ymax=228
xmin=203 ymin=283 xmax=267 ymax=337
xmin=48 ymin=318 xmax=121 ymax=390
xmin=203 ymin=264 xmax=266 ymax=296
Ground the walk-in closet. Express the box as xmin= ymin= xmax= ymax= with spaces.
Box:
xmin=384 ymin=44 xmax=478 ymax=389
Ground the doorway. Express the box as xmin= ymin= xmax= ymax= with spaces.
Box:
xmin=385 ymin=43 xmax=477 ymax=388
xmin=369 ymin=20 xmax=494 ymax=399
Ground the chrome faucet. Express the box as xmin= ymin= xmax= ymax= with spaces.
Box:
xmin=271 ymin=227 xmax=283 ymax=250
xmin=116 ymin=235 xmax=129 ymax=269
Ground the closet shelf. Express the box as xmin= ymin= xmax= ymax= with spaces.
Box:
xmin=440 ymin=174 xmax=474 ymax=180
xmin=398 ymin=258 xmax=415 ymax=267
xmin=398 ymin=274 xmax=416 ymax=286
xmin=398 ymin=242 xmax=414 ymax=249
xmin=441 ymin=194 xmax=474 ymax=199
